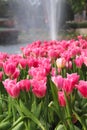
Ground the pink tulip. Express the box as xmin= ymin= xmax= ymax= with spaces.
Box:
xmin=67 ymin=73 xmax=79 ymax=87
xmin=58 ymin=91 xmax=66 ymax=107
xmin=60 ymin=51 xmax=72 ymax=61
xmin=11 ymin=68 xmax=20 ymax=79
xmin=27 ymin=57 xmax=39 ymax=67
xmin=38 ymin=58 xmax=51 ymax=74
xmin=48 ymin=49 xmax=59 ymax=59
xmin=18 ymin=58 xmax=27 ymax=69
xmin=77 ymin=35 xmax=83 ymax=40
xmin=74 ymin=55 xmax=84 ymax=68
xmin=3 ymin=79 xmax=20 ymax=98
xmin=62 ymin=78 xmax=74 ymax=94
xmin=70 ymin=47 xmax=81 ymax=57
xmin=83 ymin=56 xmax=87 ymax=66
xmin=18 ymin=79 xmax=31 ymax=92
xmin=51 ymin=75 xmax=64 ymax=90
xmin=8 ymin=54 xmax=22 ymax=66
xmin=0 ymin=52 xmax=8 ymax=61
xmin=81 ymin=49 xmax=87 ymax=57
xmin=31 ymin=79 xmax=46 ymax=98
xmin=28 ymin=66 xmax=47 ymax=81
xmin=3 ymin=62 xmax=16 ymax=77
xmin=0 ymin=61 xmax=3 ymax=68
xmin=0 ymin=72 xmax=3 ymax=81
xmin=66 ymin=61 xmax=72 ymax=69
xmin=77 ymin=80 xmax=87 ymax=98
xmin=51 ymin=67 xmax=56 ymax=76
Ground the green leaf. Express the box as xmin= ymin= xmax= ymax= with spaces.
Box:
xmin=0 ymin=102 xmax=3 ymax=114
xmin=50 ymin=80 xmax=58 ymax=105
xmin=49 ymin=80 xmax=64 ymax=121
xmin=73 ymin=110 xmax=86 ymax=129
xmin=31 ymin=100 xmax=36 ymax=114
xmin=55 ymin=124 xmax=64 ymax=130
xmin=48 ymin=101 xmax=59 ymax=116
xmin=82 ymin=103 xmax=87 ymax=109
xmin=73 ymin=110 xmax=82 ymax=125
xmin=74 ymin=125 xmax=81 ymax=130
xmin=82 ymin=114 xmax=87 ymax=118
xmin=0 ymin=121 xmax=11 ymax=130
xmin=1 ymin=115 xmax=12 ymax=123
xmin=19 ymin=100 xmax=46 ymax=130
xmin=49 ymin=79 xmax=60 ymax=113
xmin=35 ymin=101 xmax=42 ymax=118
xmin=0 ymin=114 xmax=7 ymax=122
xmin=11 ymin=121 xmax=25 ymax=130
xmin=12 ymin=117 xmax=24 ymax=128
xmin=31 ymin=98 xmax=42 ymax=118
xmin=55 ymin=124 xmax=81 ymax=130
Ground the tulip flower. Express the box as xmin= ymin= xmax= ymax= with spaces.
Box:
xmin=67 ymin=73 xmax=80 ymax=87
xmin=3 ymin=79 xmax=20 ymax=98
xmin=51 ymin=75 xmax=64 ymax=90
xmin=74 ymin=55 xmax=84 ymax=68
xmin=56 ymin=58 xmax=66 ymax=68
xmin=62 ymin=78 xmax=74 ymax=94
xmin=18 ymin=79 xmax=31 ymax=92
xmin=77 ymin=80 xmax=87 ymax=98
xmin=31 ymin=79 xmax=47 ymax=98
xmin=58 ymin=91 xmax=66 ymax=107
xmin=3 ymin=62 xmax=16 ymax=77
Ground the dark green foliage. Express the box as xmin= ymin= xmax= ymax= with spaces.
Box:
xmin=66 ymin=21 xmax=87 ymax=29
xmin=67 ymin=0 xmax=86 ymax=13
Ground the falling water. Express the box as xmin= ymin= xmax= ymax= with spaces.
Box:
xmin=9 ymin=0 xmax=62 ymax=41
xmin=50 ymin=0 xmax=57 ymax=40
xmin=46 ymin=0 xmax=62 ymax=40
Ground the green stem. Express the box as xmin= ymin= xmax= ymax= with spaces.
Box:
xmin=63 ymin=124 xmax=68 ymax=130
xmin=12 ymin=99 xmax=16 ymax=122
xmin=73 ymin=110 xmax=87 ymax=130
xmin=64 ymin=91 xmax=75 ymax=130
xmin=77 ymin=68 xmax=84 ymax=80
xmin=44 ymin=91 xmax=49 ymax=130
xmin=0 ymin=98 xmax=8 ymax=102
xmin=83 ymin=126 xmax=87 ymax=130
xmin=72 ymin=61 xmax=76 ymax=73
xmin=8 ymin=96 xmax=12 ymax=116
xmin=19 ymin=100 xmax=46 ymax=130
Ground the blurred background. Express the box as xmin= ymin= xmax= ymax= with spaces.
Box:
xmin=0 ymin=0 xmax=87 ymax=53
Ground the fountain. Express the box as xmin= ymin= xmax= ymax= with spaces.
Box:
xmin=49 ymin=0 xmax=57 ymax=40
xmin=9 ymin=0 xmax=63 ymax=41
xmin=46 ymin=0 xmax=58 ymax=40
xmin=0 ymin=0 xmax=69 ymax=53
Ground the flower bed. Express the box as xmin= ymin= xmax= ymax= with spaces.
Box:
xmin=0 ymin=35 xmax=87 ymax=130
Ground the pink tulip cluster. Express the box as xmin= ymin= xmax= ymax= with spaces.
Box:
xmin=52 ymin=73 xmax=80 ymax=106
xmin=0 ymin=53 xmax=51 ymax=98
xmin=0 ymin=36 xmax=87 ymax=101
